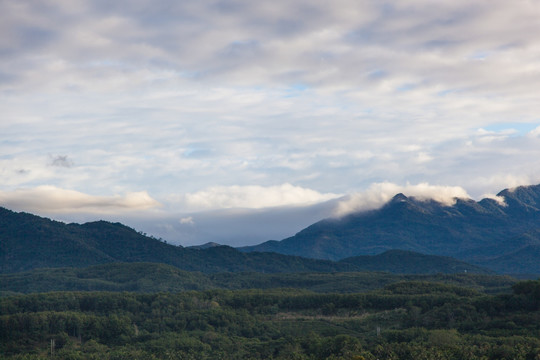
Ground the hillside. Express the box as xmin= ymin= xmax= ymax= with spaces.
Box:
xmin=0 ymin=206 xmax=490 ymax=275
xmin=241 ymin=184 xmax=540 ymax=274
xmin=0 ymin=207 xmax=339 ymax=274
xmin=0 ymin=262 xmax=510 ymax=295
xmin=338 ymin=250 xmax=490 ymax=275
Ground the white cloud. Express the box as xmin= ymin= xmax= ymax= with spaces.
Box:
xmin=334 ymin=182 xmax=470 ymax=217
xmin=182 ymin=183 xmax=341 ymax=210
xmin=0 ymin=185 xmax=160 ymax=214
xmin=480 ymin=193 xmax=507 ymax=206
xmin=528 ymin=126 xmax=540 ymax=138
xmin=179 ymin=216 xmax=194 ymax=225
xmin=2 ymin=0 xmax=540 ymax=246
xmin=465 ymin=174 xmax=533 ymax=195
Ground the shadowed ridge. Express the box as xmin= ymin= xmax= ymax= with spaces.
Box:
xmin=339 ymin=250 xmax=493 ymax=275
xmin=496 ymin=184 xmax=540 ymax=212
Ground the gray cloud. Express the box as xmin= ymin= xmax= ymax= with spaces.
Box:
xmin=2 ymin=0 xmax=540 ymax=245
xmin=3 ymin=0 xmax=538 ymax=94
xmin=50 ymin=155 xmax=74 ymax=168
xmin=111 ymin=198 xmax=342 ymax=247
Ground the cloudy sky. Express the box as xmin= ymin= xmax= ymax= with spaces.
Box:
xmin=2 ymin=0 xmax=540 ymax=246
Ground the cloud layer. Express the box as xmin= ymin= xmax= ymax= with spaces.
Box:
xmin=182 ymin=183 xmax=340 ymax=210
xmin=2 ymin=0 xmax=540 ymax=244
xmin=0 ymin=186 xmax=160 ymax=214
xmin=333 ymin=182 xmax=470 ymax=217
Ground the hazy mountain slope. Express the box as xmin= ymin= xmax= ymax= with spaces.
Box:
xmin=241 ymin=184 xmax=540 ymax=274
xmin=0 ymin=206 xmax=340 ymax=274
xmin=480 ymin=244 xmax=540 ymax=274
xmin=339 ymin=250 xmax=492 ymax=275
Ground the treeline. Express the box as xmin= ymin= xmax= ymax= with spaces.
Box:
xmin=1 ymin=279 xmax=539 ymax=359
xmin=0 ymin=262 xmax=516 ymax=295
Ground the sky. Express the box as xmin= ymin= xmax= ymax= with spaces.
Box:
xmin=2 ymin=0 xmax=540 ymax=246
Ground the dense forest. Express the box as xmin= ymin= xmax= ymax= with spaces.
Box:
xmin=2 ymin=279 xmax=539 ymax=359
xmin=0 ymin=262 xmax=515 ymax=296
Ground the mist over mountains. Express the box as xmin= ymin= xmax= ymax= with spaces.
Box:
xmin=241 ymin=184 xmax=540 ymax=274
xmin=2 ymin=183 xmax=540 ymax=275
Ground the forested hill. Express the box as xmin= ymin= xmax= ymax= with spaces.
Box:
xmin=241 ymin=184 xmax=540 ymax=274
xmin=0 ymin=261 xmax=511 ymax=295
xmin=0 ymin=206 xmax=334 ymax=274
xmin=0 ymin=206 xmax=490 ymax=275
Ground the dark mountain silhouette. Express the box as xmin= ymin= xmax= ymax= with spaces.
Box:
xmin=0 ymin=206 xmax=489 ymax=275
xmin=338 ymin=250 xmax=489 ymax=275
xmin=187 ymin=242 xmax=222 ymax=249
xmin=241 ymin=184 xmax=540 ymax=274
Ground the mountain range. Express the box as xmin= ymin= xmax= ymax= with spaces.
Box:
xmin=2 ymin=183 xmax=540 ymax=275
xmin=241 ymin=184 xmax=540 ymax=274
xmin=1 ymin=206 xmax=490 ymax=275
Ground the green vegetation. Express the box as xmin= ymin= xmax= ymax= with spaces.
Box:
xmin=1 ymin=279 xmax=539 ymax=359
xmin=2 ymin=196 xmax=540 ymax=358
xmin=0 ymin=262 xmax=515 ymax=295
xmin=1 ymin=206 xmax=494 ymax=275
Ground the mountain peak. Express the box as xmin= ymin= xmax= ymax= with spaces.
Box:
xmin=391 ymin=193 xmax=409 ymax=203
xmin=188 ymin=242 xmax=223 ymax=250
xmin=496 ymin=184 xmax=540 ymax=212
xmin=243 ymin=183 xmax=540 ymax=274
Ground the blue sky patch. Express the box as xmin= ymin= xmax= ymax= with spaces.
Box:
xmin=483 ymin=123 xmax=539 ymax=135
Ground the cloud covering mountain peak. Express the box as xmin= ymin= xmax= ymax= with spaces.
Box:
xmin=333 ymin=182 xmax=470 ymax=217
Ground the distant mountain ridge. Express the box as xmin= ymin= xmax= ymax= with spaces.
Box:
xmin=188 ymin=242 xmax=222 ymax=250
xmin=241 ymin=184 xmax=540 ymax=274
xmin=0 ymin=206 xmax=489 ymax=275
